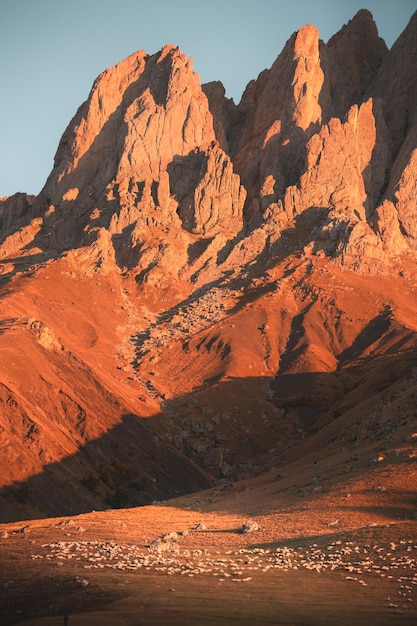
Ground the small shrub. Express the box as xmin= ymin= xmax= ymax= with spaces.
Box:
xmin=105 ymin=488 xmax=130 ymax=509
xmin=99 ymin=464 xmax=114 ymax=489
xmin=81 ymin=475 xmax=99 ymax=494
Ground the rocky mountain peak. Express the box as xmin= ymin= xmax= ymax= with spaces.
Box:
xmin=1 ymin=11 xmax=416 ymax=275
xmin=291 ymin=24 xmax=324 ymax=131
xmin=43 ymin=44 xmax=216 ymax=208
xmin=325 ymin=9 xmax=388 ymax=120
xmin=29 ymin=44 xmax=246 ymax=283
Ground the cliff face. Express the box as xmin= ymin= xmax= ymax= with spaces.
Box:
xmin=1 ymin=10 xmax=417 ymax=521
xmin=2 ymin=10 xmax=416 ymax=279
xmin=31 ymin=45 xmax=245 ymax=290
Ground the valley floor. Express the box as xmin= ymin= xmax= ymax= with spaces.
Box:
xmin=1 ymin=455 xmax=416 ymax=626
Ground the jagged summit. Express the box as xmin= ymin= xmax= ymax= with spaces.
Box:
xmin=0 ymin=10 xmax=417 ymax=522
xmin=2 ymin=10 xmax=416 ymax=275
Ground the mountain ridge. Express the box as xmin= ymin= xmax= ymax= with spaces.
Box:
xmin=0 ymin=9 xmax=416 ymax=522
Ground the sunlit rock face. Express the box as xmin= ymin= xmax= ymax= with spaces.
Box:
xmin=33 ymin=46 xmax=245 ymax=270
xmin=2 ymin=9 xmax=417 ymax=272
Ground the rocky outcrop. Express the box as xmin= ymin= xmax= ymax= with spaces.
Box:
xmin=202 ymin=10 xmax=388 ymax=234
xmin=366 ymin=10 xmax=417 ymax=249
xmin=264 ymin=97 xmax=392 ymax=261
xmin=0 ymin=193 xmax=35 ymax=235
xmin=225 ymin=23 xmax=327 ymax=224
xmin=34 ymin=45 xmax=245 ymax=275
xmin=3 ymin=10 xmax=416 ymax=271
xmin=325 ymin=9 xmax=388 ymax=119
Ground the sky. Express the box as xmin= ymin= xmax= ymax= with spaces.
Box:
xmin=0 ymin=0 xmax=416 ymax=198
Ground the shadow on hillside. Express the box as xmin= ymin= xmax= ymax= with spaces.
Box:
xmin=346 ymin=501 xmax=417 ymax=521
xmin=0 ymin=372 xmax=297 ymax=523
xmin=0 ymin=411 xmax=214 ymax=524
xmin=1 ymin=337 xmax=417 ymax=524
xmin=0 ymin=317 xmax=27 ymax=335
xmin=338 ymin=309 xmax=393 ymax=365
xmin=0 ymin=252 xmax=54 ymax=286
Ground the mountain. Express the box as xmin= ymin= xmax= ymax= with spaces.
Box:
xmin=0 ymin=9 xmax=417 ymax=522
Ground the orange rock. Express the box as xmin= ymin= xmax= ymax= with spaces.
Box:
xmin=1 ymin=10 xmax=417 ymax=521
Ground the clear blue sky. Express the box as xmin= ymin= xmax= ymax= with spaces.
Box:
xmin=0 ymin=0 xmax=415 ymax=197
